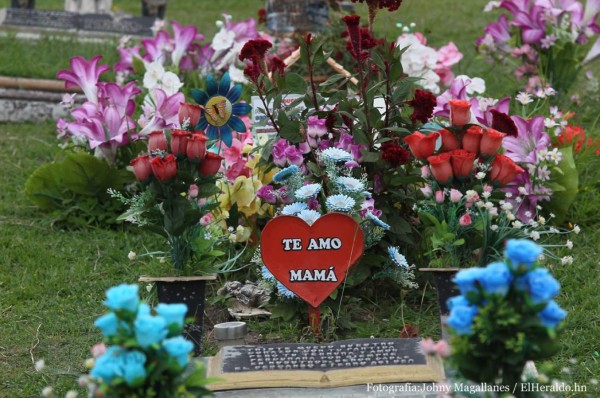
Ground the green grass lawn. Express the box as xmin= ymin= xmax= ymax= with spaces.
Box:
xmin=1 ymin=0 xmax=600 ymax=397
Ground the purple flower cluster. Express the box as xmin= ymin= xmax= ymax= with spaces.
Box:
xmin=116 ymin=21 xmax=204 ymax=75
xmin=476 ymin=0 xmax=600 ymax=92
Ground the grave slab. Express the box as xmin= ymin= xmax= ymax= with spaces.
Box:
xmin=206 ymin=338 xmax=444 ymax=391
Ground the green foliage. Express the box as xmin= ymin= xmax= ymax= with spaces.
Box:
xmin=546 ymin=147 xmax=579 ymax=223
xmin=24 ymin=152 xmax=133 ymax=227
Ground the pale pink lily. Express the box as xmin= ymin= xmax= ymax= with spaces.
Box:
xmin=98 ymin=82 xmax=141 ymax=117
xmin=138 ymin=88 xmax=184 ymax=136
xmin=171 ymin=21 xmax=204 ymax=67
xmin=56 ymin=55 xmax=110 ymax=104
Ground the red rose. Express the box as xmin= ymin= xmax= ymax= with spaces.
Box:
xmin=462 ymin=126 xmax=483 ymax=154
xmin=427 ymin=152 xmax=453 ymax=184
xmin=199 ymin=152 xmax=224 ymax=177
xmin=171 ymin=129 xmax=191 ymax=158
xmin=186 ymin=133 xmax=209 ymax=161
xmin=403 ymin=131 xmax=439 ymax=160
xmin=439 ymin=128 xmax=460 ymax=151
xmin=130 ymin=155 xmax=152 ymax=182
xmin=490 ymin=155 xmax=524 ymax=186
xmin=449 ymin=149 xmax=476 ymax=178
xmin=178 ymin=103 xmax=203 ymax=130
xmin=479 ymin=127 xmax=506 ymax=157
xmin=148 ymin=130 xmax=168 ymax=152
xmin=449 ymin=99 xmax=471 ymax=127
xmin=150 ymin=154 xmax=177 ymax=182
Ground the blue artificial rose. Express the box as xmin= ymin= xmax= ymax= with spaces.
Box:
xmin=156 ymin=303 xmax=188 ymax=329
xmin=120 ymin=350 xmax=147 ymax=386
xmin=453 ymin=268 xmax=484 ymax=295
xmin=446 ymin=295 xmax=471 ymax=310
xmin=523 ymin=268 xmax=560 ymax=303
xmin=90 ymin=346 xmax=123 ymax=383
xmin=94 ymin=313 xmax=119 ymax=337
xmin=134 ymin=315 xmax=167 ymax=348
xmin=446 ymin=304 xmax=478 ymax=335
xmin=105 ymin=284 xmax=139 ymax=313
xmin=505 ymin=239 xmax=542 ymax=269
xmin=137 ymin=303 xmax=151 ymax=316
xmin=539 ymin=300 xmax=567 ymax=328
xmin=163 ymin=336 xmax=194 ymax=368
xmin=479 ymin=262 xmax=512 ymax=297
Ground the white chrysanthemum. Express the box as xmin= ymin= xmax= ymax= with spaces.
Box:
xmin=281 ymin=202 xmax=308 ymax=215
xmin=336 ymin=176 xmax=365 ymax=193
xmin=321 ymin=148 xmax=353 ymax=163
xmin=388 ymin=246 xmax=409 ymax=269
xmin=295 ymin=183 xmax=322 ymax=200
xmin=326 ymin=194 xmax=356 ymax=212
xmin=572 ymin=224 xmax=581 ymax=234
xmin=561 ymin=256 xmax=573 ymax=265
xmin=297 ymin=209 xmax=321 ymax=226
xmin=127 ymin=251 xmax=137 ymax=261
xmin=566 ymin=240 xmax=573 ymax=249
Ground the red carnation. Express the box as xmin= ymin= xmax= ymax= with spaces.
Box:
xmin=409 ymin=89 xmax=436 ymax=124
xmin=381 ymin=141 xmax=410 ymax=167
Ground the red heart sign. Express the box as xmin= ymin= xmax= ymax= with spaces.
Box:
xmin=261 ymin=213 xmax=364 ymax=307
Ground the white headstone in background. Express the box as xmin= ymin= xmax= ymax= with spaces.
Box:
xmin=64 ymin=0 xmax=112 ymax=13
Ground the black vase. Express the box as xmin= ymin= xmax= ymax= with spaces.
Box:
xmin=419 ymin=268 xmax=459 ymax=316
xmin=139 ymin=275 xmax=216 ymax=356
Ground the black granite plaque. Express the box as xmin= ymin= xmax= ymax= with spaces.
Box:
xmin=0 ymin=8 xmax=154 ymax=36
xmin=220 ymin=338 xmax=426 ymax=373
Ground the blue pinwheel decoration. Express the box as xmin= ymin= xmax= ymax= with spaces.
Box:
xmin=191 ymin=72 xmax=251 ymax=147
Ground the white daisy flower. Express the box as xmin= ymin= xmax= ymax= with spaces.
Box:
xmin=281 ymin=202 xmax=309 ymax=215
xmin=297 ymin=209 xmax=321 ymax=226
xmin=321 ymin=148 xmax=353 ymax=163
xmin=295 ymin=183 xmax=322 ymax=200
xmin=336 ymin=176 xmax=365 ymax=192
xmin=326 ymin=194 xmax=356 ymax=212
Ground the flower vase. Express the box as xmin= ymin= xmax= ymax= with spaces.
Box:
xmin=419 ymin=268 xmax=460 ymax=317
xmin=139 ymin=275 xmax=216 ymax=356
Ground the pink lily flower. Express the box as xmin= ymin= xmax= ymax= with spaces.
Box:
xmin=141 ymin=30 xmax=172 ymax=64
xmin=98 ymin=82 xmax=141 ymax=118
xmin=172 ymin=21 xmax=204 ymax=67
xmin=56 ymin=55 xmax=110 ymax=104
xmin=114 ymin=45 xmax=142 ymax=73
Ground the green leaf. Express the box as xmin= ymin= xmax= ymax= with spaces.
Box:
xmin=545 ymin=147 xmax=578 ymax=223
xmin=283 ymin=73 xmax=308 ymax=94
xmin=132 ymin=56 xmax=146 ymax=76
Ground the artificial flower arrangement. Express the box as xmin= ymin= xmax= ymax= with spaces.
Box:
xmin=411 ymin=92 xmax=579 ymax=268
xmin=112 ymin=73 xmax=253 ymax=272
xmin=446 ymin=239 xmax=567 ymax=395
xmin=476 ymin=0 xmax=600 ymax=98
xmin=80 ymin=284 xmax=213 ymax=397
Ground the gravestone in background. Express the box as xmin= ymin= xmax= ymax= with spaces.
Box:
xmin=64 ymin=0 xmax=112 ymax=14
xmin=266 ymin=0 xmax=329 ymax=35
xmin=0 ymin=7 xmax=154 ymax=36
xmin=11 ymin=0 xmax=35 ymax=9
xmin=142 ymin=0 xmax=167 ymax=18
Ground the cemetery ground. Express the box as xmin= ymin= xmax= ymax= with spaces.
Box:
xmin=0 ymin=0 xmax=599 ymax=396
